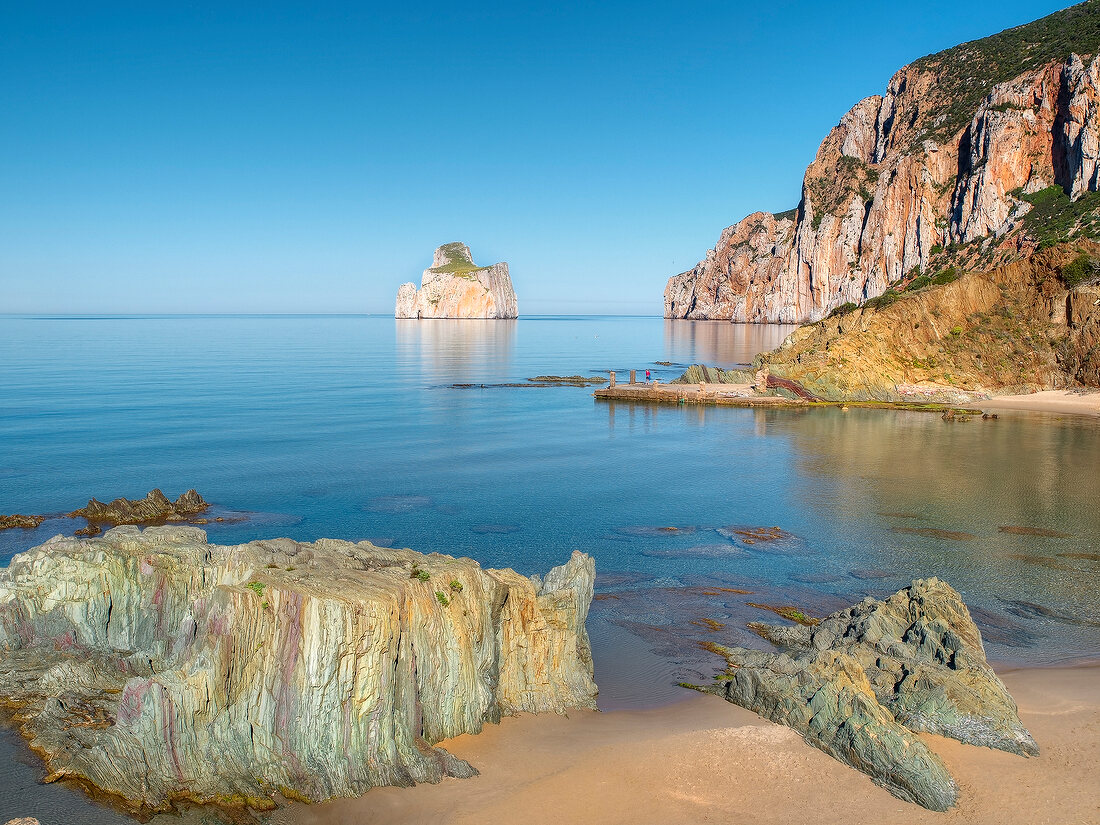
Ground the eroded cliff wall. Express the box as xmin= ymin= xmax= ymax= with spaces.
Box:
xmin=666 ymin=3 xmax=1100 ymax=322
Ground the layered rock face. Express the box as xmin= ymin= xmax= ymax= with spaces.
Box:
xmin=0 ymin=527 xmax=596 ymax=810
xmin=395 ymin=243 xmax=518 ymax=319
xmin=705 ymin=579 xmax=1036 ymax=810
xmin=666 ymin=3 xmax=1100 ymax=322
xmin=754 ymin=244 xmax=1100 ymax=401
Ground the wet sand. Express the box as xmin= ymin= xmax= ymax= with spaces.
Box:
xmin=274 ymin=665 xmax=1100 ymax=825
xmin=981 ymin=390 xmax=1100 ymax=417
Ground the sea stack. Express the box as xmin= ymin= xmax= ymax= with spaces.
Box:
xmin=395 ymin=242 xmax=518 ymax=319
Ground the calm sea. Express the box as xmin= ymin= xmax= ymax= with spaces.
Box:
xmin=1 ymin=314 xmax=1098 ymax=823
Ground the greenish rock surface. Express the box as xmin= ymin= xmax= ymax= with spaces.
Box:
xmin=671 ymin=365 xmax=754 ymax=385
xmin=0 ymin=527 xmax=596 ymax=810
xmin=705 ymin=578 xmax=1036 ymax=810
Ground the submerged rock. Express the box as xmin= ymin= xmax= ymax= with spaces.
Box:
xmin=0 ymin=515 xmax=44 ymax=530
xmin=67 ymin=488 xmax=208 ymax=525
xmin=703 ymin=578 xmax=1037 ymax=810
xmin=0 ymin=527 xmax=597 ymax=811
xmin=395 ymin=243 xmax=518 ymax=319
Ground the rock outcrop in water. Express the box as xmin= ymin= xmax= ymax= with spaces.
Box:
xmin=0 ymin=515 xmax=44 ymax=530
xmin=395 ymin=243 xmax=518 ymax=319
xmin=665 ymin=3 xmax=1100 ymax=322
xmin=67 ymin=488 xmax=209 ymax=525
xmin=0 ymin=527 xmax=596 ymax=810
xmin=703 ymin=578 xmax=1036 ymax=810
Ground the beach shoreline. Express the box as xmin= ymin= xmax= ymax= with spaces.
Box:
xmin=980 ymin=390 xmax=1100 ymax=417
xmin=272 ymin=663 xmax=1100 ymax=825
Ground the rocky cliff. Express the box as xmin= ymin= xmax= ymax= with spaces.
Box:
xmin=395 ymin=243 xmax=518 ymax=319
xmin=754 ymin=243 xmax=1100 ymax=402
xmin=0 ymin=527 xmax=595 ymax=811
xmin=666 ymin=1 xmax=1100 ymax=322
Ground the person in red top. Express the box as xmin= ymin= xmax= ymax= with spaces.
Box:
xmin=645 ymin=369 xmax=651 ymax=383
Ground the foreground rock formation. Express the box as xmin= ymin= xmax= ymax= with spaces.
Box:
xmin=754 ymin=244 xmax=1100 ymax=401
xmin=702 ymin=578 xmax=1036 ymax=810
xmin=666 ymin=2 xmax=1100 ymax=322
xmin=395 ymin=243 xmax=518 ymax=319
xmin=0 ymin=528 xmax=596 ymax=810
xmin=68 ymin=488 xmax=209 ymax=525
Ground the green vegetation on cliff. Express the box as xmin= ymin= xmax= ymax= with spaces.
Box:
xmin=1019 ymin=186 xmax=1100 ymax=248
xmin=429 ymin=242 xmax=488 ymax=278
xmin=913 ymin=0 xmax=1100 ymax=144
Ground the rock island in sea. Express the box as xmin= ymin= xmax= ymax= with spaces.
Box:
xmin=0 ymin=527 xmax=596 ymax=811
xmin=395 ymin=242 xmax=518 ymax=319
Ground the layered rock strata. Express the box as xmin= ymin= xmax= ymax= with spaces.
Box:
xmin=704 ymin=578 xmax=1036 ymax=811
xmin=395 ymin=243 xmax=518 ymax=319
xmin=0 ymin=527 xmax=596 ymax=810
xmin=754 ymin=244 xmax=1100 ymax=401
xmin=666 ymin=3 xmax=1100 ymax=322
xmin=67 ymin=488 xmax=209 ymax=525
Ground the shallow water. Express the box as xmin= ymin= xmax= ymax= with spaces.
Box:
xmin=1 ymin=314 xmax=1098 ymax=822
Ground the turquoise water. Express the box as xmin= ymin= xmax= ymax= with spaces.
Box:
xmin=1 ymin=314 xmax=1099 ymax=822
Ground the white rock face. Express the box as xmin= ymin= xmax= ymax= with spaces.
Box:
xmin=395 ymin=243 xmax=518 ymax=319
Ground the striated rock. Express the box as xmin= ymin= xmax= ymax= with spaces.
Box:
xmin=753 ymin=244 xmax=1100 ymax=400
xmin=0 ymin=515 xmax=44 ymax=530
xmin=395 ymin=243 xmax=518 ymax=319
xmin=670 ymin=365 xmax=754 ymax=385
xmin=67 ymin=488 xmax=209 ymax=525
xmin=666 ymin=4 xmax=1100 ymax=322
xmin=0 ymin=527 xmax=596 ymax=810
xmin=4 ymin=819 xmax=41 ymax=825
xmin=704 ymin=578 xmax=1036 ymax=810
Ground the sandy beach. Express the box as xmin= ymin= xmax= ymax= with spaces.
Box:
xmin=981 ymin=390 xmax=1100 ymax=417
xmin=274 ymin=665 xmax=1100 ymax=825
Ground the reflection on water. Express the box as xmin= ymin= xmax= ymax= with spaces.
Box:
xmin=663 ymin=320 xmax=796 ymax=367
xmin=395 ymin=319 xmax=517 ymax=384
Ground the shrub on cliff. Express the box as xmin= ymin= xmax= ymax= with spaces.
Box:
xmin=1061 ymin=251 xmax=1100 ymax=287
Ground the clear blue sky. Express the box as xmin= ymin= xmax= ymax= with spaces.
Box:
xmin=0 ymin=1 xmax=1073 ymax=314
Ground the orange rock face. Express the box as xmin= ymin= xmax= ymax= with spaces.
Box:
xmin=666 ymin=51 xmax=1100 ymax=323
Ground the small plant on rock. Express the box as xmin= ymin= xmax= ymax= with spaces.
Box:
xmin=449 ymin=580 xmax=463 ymax=593
xmin=435 ymin=591 xmax=450 ymax=607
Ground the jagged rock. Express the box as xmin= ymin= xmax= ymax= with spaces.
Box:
xmin=395 ymin=243 xmax=518 ymax=319
xmin=67 ymin=488 xmax=208 ymax=525
xmin=0 ymin=515 xmax=44 ymax=530
xmin=4 ymin=819 xmax=41 ymax=825
xmin=705 ymin=578 xmax=1036 ymax=810
xmin=666 ymin=4 xmax=1100 ymax=322
xmin=0 ymin=527 xmax=597 ymax=810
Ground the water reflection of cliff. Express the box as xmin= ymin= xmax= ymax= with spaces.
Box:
xmin=663 ymin=320 xmax=796 ymax=368
xmin=394 ymin=319 xmax=516 ymax=384
xmin=771 ymin=407 xmax=1100 ymax=648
